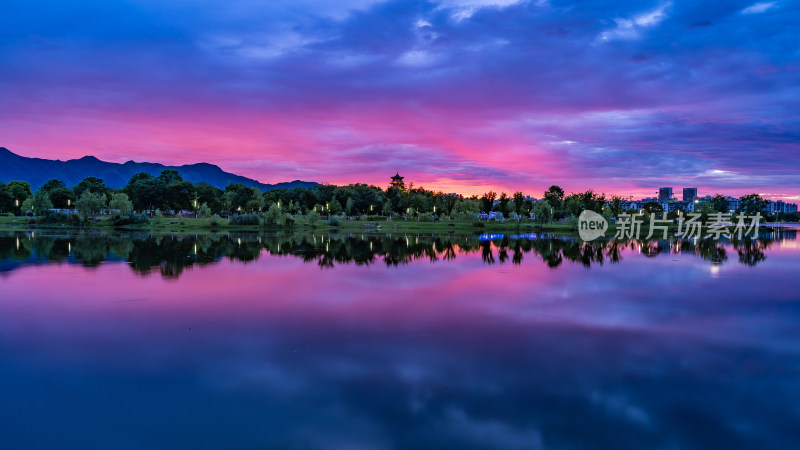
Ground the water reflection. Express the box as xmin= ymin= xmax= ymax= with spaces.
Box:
xmin=2 ymin=228 xmax=800 ymax=449
xmin=0 ymin=228 xmax=796 ymax=278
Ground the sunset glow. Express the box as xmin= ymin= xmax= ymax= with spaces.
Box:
xmin=2 ymin=1 xmax=798 ymax=199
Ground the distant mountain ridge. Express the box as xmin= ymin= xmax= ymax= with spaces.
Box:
xmin=0 ymin=147 xmax=318 ymax=191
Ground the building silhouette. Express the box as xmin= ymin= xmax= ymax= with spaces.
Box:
xmin=683 ymin=188 xmax=698 ymax=202
xmin=390 ymin=173 xmax=405 ymax=190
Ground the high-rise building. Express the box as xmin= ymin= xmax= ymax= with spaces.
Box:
xmin=726 ymin=197 xmax=741 ymax=211
xmin=683 ymin=188 xmax=698 ymax=202
xmin=658 ymin=187 xmax=673 ymax=202
xmin=768 ymin=200 xmax=799 ymax=213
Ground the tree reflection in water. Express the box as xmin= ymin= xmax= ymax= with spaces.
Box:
xmin=0 ymin=228 xmax=794 ymax=279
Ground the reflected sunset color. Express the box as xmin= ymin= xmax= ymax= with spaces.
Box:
xmin=2 ymin=229 xmax=799 ymax=449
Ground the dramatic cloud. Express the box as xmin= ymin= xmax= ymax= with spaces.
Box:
xmin=434 ymin=0 xmax=529 ymax=21
xmin=0 ymin=0 xmax=798 ymax=199
xmin=741 ymin=2 xmax=778 ymax=14
xmin=598 ymin=2 xmax=672 ymax=42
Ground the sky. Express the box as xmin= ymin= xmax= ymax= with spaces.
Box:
xmin=1 ymin=0 xmax=798 ymax=200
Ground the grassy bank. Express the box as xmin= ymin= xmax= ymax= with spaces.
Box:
xmin=0 ymin=214 xmax=578 ymax=234
xmin=0 ymin=214 xmax=781 ymax=237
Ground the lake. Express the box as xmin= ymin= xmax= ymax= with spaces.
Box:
xmin=1 ymin=229 xmax=799 ymax=449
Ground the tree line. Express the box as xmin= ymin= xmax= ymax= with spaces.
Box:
xmin=0 ymin=172 xmax=789 ymax=223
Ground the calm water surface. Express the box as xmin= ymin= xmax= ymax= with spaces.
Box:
xmin=1 ymin=230 xmax=799 ymax=449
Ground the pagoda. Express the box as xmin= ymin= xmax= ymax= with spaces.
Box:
xmin=390 ymin=172 xmax=405 ymax=190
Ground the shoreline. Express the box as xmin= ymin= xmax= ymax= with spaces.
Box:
xmin=0 ymin=215 xmax=574 ymax=234
xmin=0 ymin=215 xmax=793 ymax=238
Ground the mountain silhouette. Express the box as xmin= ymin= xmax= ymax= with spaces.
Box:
xmin=0 ymin=147 xmax=318 ymax=191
